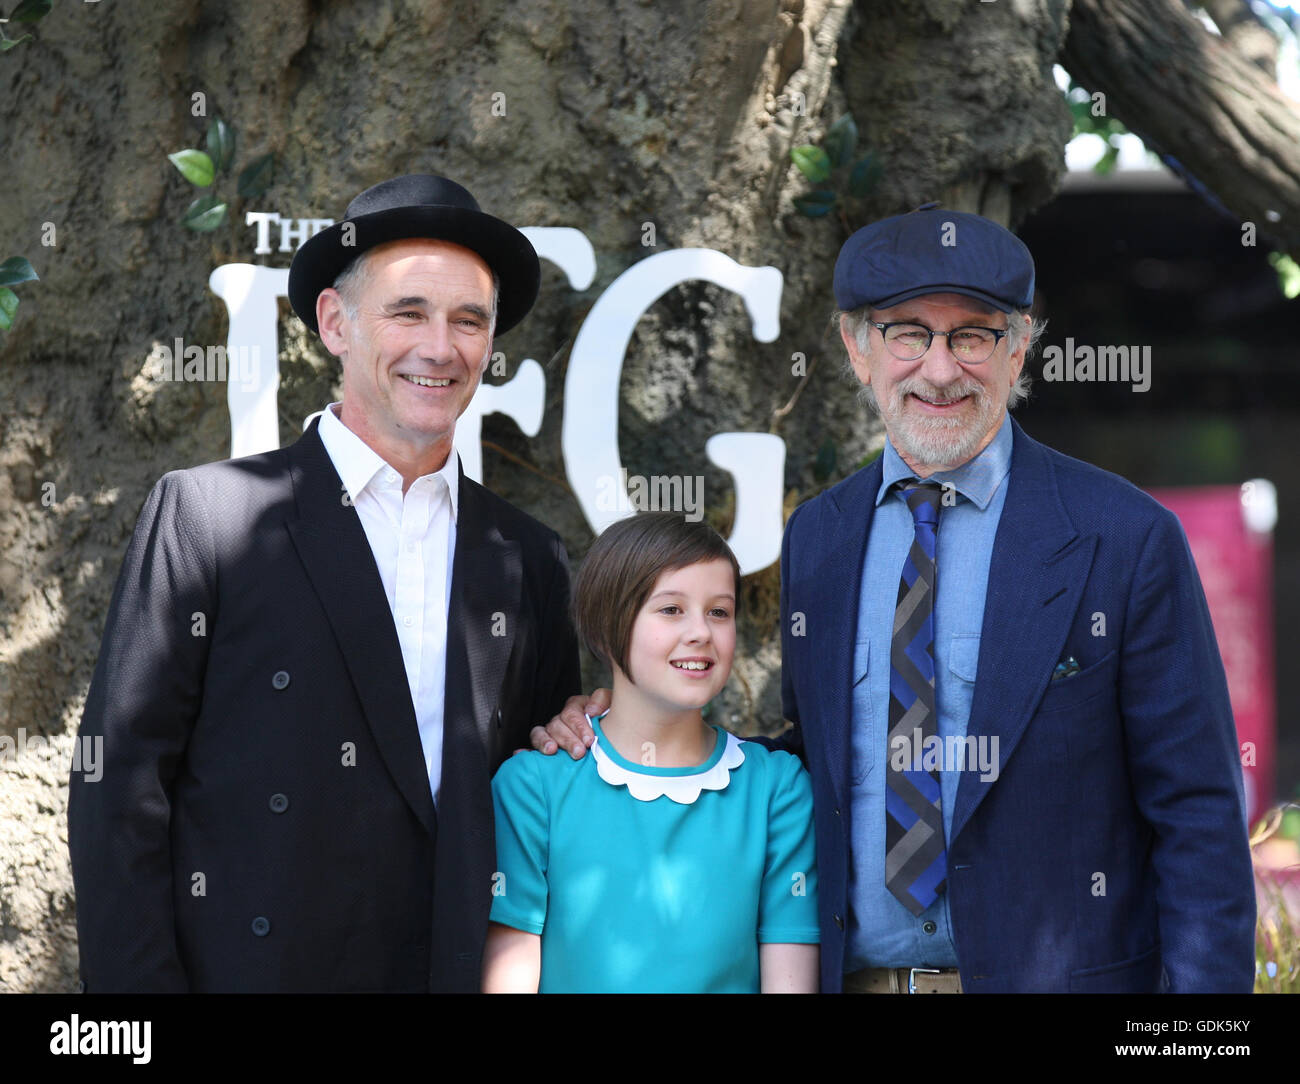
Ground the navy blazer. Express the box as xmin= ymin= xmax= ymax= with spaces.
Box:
xmin=68 ymin=421 xmax=581 ymax=992
xmin=779 ymin=419 xmax=1256 ymax=992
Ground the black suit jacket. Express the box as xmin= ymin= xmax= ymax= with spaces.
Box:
xmin=68 ymin=421 xmax=580 ymax=991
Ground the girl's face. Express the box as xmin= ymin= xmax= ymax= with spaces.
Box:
xmin=623 ymin=558 xmax=736 ymax=713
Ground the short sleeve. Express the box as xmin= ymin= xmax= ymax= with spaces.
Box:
xmin=757 ymin=751 xmax=820 ymax=944
xmin=489 ymin=752 xmax=550 ymax=935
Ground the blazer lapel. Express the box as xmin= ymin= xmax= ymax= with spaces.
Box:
xmin=284 ymin=422 xmax=437 ymax=838
xmin=430 ymin=467 xmax=521 ymax=990
xmin=441 ymin=467 xmax=521 ymax=771
xmin=813 ymin=459 xmax=883 ymax=813
xmin=950 ymin=421 xmax=1097 ymax=841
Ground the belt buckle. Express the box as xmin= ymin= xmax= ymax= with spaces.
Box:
xmin=907 ymin=967 xmax=942 ymax=994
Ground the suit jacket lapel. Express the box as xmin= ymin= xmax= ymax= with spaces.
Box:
xmin=285 ymin=422 xmax=437 ymax=838
xmin=816 ymin=458 xmax=883 ymax=813
xmin=431 ymin=466 xmax=521 ymax=990
xmin=950 ymin=421 xmax=1096 ymax=841
xmin=442 ymin=467 xmax=520 ymax=772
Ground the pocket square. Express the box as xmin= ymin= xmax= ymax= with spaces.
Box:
xmin=1051 ymin=656 xmax=1081 ymax=681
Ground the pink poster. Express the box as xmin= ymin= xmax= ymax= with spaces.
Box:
xmin=1147 ymin=484 xmax=1276 ymax=825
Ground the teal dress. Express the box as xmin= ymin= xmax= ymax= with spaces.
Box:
xmin=489 ymin=714 xmax=819 ymax=992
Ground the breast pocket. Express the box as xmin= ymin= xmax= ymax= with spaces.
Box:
xmin=948 ymin=634 xmax=980 ymax=684
xmin=851 ymin=640 xmax=875 ymax=784
xmin=939 ymin=634 xmax=981 ymax=749
xmin=1036 ymin=649 xmax=1119 ymax=714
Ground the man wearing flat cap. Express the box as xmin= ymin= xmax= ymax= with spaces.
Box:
xmin=783 ymin=205 xmax=1256 ymax=993
xmin=541 ymin=205 xmax=1255 ymax=993
xmin=69 ymin=174 xmax=580 ymax=992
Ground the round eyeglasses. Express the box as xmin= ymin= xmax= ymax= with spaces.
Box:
xmin=869 ymin=321 xmax=1008 ymax=364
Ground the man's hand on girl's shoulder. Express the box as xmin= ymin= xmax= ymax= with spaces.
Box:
xmin=523 ymin=689 xmax=610 ymax=759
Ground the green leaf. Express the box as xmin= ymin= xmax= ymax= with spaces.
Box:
xmin=848 ymin=154 xmax=884 ymax=197
xmin=1092 ymin=141 xmax=1120 ymax=176
xmin=1267 ymin=252 xmax=1300 ymax=300
xmin=813 ymin=438 xmax=837 ymax=483
xmin=0 ymin=256 xmax=38 ymax=287
xmin=1281 ymin=806 xmax=1300 ymax=840
xmin=793 ymin=190 xmax=837 ymax=218
xmin=0 ymin=288 xmax=18 ymax=331
xmin=791 ymin=145 xmax=832 ymax=184
xmin=206 ymin=117 xmax=235 ymax=174
xmin=823 ymin=114 xmax=858 ymax=169
xmin=182 ymin=193 xmax=228 ymax=232
xmin=11 ymin=0 xmax=52 ymax=23
xmin=1067 ymin=101 xmax=1093 ymax=137
xmin=168 ymin=149 xmax=215 ymax=187
xmin=237 ymin=153 xmax=275 ymax=199
xmin=0 ymin=33 xmax=33 ymax=51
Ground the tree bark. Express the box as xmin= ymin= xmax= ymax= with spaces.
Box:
xmin=838 ymin=0 xmax=1073 ymax=227
xmin=1200 ymin=0 xmax=1281 ymax=75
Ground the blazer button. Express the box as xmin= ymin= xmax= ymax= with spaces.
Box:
xmin=269 ymin=793 xmax=289 ymax=814
xmin=271 ymin=670 xmax=290 ymax=690
xmin=833 ymin=913 xmax=844 ymax=930
xmin=76 ymin=980 xmax=86 ymax=993
xmin=251 ymin=916 xmax=271 ymax=937
xmin=922 ymin=920 xmax=937 ymax=935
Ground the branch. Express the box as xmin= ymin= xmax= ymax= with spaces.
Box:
xmin=479 ymin=440 xmax=572 ymax=496
xmin=1062 ymin=0 xmax=1300 ymax=254
xmin=1199 ymin=0 xmax=1280 ymax=74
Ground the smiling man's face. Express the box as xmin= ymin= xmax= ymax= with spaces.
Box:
xmin=318 ymin=237 xmax=496 ymax=478
xmin=841 ymin=292 xmax=1029 ymax=476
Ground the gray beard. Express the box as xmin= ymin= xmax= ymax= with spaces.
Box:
xmin=863 ymin=381 xmax=998 ymax=471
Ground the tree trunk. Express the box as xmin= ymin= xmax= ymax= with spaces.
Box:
xmin=0 ymin=0 xmax=1246 ymax=992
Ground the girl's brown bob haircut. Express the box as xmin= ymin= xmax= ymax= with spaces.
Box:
xmin=572 ymin=511 xmax=741 ymax=680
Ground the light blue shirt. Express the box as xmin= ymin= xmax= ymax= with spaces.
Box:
xmin=845 ymin=414 xmax=1013 ymax=970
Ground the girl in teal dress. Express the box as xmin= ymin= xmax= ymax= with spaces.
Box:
xmin=482 ymin=512 xmax=819 ymax=993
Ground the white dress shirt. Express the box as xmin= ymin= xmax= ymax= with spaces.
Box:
xmin=316 ymin=403 xmax=458 ymax=803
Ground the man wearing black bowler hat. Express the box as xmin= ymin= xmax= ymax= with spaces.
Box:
xmin=538 ymin=205 xmax=1256 ymax=993
xmin=69 ymin=175 xmax=581 ymax=992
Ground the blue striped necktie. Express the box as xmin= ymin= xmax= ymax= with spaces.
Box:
xmin=885 ymin=481 xmax=947 ymax=915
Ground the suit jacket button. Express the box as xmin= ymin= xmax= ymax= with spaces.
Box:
xmin=76 ymin=980 xmax=86 ymax=993
xmin=922 ymin=920 xmax=937 ymax=935
xmin=271 ymin=670 xmax=290 ymax=690
xmin=251 ymin=916 xmax=271 ymax=937
xmin=834 ymin=913 xmax=844 ymax=930
xmin=269 ymin=793 xmax=289 ymax=814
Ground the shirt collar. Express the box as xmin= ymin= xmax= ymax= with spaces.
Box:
xmin=875 ymin=412 xmax=1013 ymax=511
xmin=316 ymin=402 xmax=460 ymax=520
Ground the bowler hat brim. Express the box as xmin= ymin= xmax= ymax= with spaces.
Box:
xmin=288 ymin=202 xmax=540 ymax=336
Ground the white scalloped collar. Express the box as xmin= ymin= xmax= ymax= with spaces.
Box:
xmin=587 ymin=712 xmax=746 ymax=805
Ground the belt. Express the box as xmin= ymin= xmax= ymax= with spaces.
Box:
xmin=843 ymin=966 xmax=963 ymax=994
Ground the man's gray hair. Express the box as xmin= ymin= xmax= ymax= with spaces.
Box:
xmin=331 ymin=250 xmax=501 ymax=334
xmin=839 ymin=303 xmax=1046 ymax=410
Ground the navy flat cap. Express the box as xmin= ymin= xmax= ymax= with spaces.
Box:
xmin=834 ymin=205 xmax=1035 ymax=314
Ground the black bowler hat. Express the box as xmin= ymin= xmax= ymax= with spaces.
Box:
xmin=834 ymin=204 xmax=1035 ymax=314
xmin=287 ymin=174 xmax=540 ymax=336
